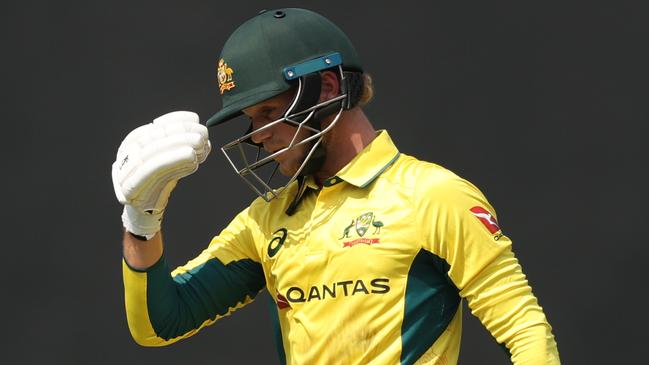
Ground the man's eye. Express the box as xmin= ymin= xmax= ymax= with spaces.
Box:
xmin=262 ymin=109 xmax=274 ymax=119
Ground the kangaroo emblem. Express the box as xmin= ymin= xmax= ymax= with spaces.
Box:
xmin=340 ymin=220 xmax=354 ymax=239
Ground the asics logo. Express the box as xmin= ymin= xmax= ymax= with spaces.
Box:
xmin=267 ymin=228 xmax=288 ymax=258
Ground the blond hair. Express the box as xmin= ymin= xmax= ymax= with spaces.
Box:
xmin=357 ymin=73 xmax=374 ymax=107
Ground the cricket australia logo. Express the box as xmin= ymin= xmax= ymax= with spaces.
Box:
xmin=217 ymin=59 xmax=235 ymax=94
xmin=339 ymin=212 xmax=384 ymax=247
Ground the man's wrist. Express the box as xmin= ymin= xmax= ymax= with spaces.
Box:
xmin=127 ymin=231 xmax=150 ymax=241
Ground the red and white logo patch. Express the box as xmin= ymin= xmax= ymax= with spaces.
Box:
xmin=277 ymin=293 xmax=291 ymax=310
xmin=469 ymin=206 xmax=501 ymax=234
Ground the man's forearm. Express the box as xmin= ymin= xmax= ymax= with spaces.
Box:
xmin=123 ymin=231 xmax=163 ymax=271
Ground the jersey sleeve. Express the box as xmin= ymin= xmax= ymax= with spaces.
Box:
xmin=122 ymin=206 xmax=266 ymax=347
xmin=415 ymin=170 xmax=561 ymax=364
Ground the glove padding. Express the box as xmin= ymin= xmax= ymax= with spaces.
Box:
xmin=112 ymin=111 xmax=211 ymax=238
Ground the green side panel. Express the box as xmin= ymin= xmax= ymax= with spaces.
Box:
xmin=145 ymin=255 xmax=265 ymax=340
xmin=267 ymin=293 xmax=287 ymax=365
xmin=401 ymin=249 xmax=461 ymax=365
xmin=500 ymin=343 xmax=513 ymax=361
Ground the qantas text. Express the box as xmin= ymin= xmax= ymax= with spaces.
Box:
xmin=284 ymin=278 xmax=390 ymax=303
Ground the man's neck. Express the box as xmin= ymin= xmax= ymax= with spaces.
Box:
xmin=314 ymin=108 xmax=376 ymax=185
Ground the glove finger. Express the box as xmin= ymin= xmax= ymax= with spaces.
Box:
xmin=122 ymin=146 xmax=197 ymax=200
xmin=118 ymin=132 xmax=208 ymax=193
xmin=119 ymin=110 xmax=201 ymax=154
xmin=139 ymin=132 xmax=206 ymax=162
xmin=155 ymin=114 xmax=208 ymax=148
xmin=136 ymin=155 xmax=198 ymax=196
xmin=154 ymin=180 xmax=179 ymax=212
xmin=119 ymin=113 xmax=207 ymax=160
xmin=130 ymin=163 xmax=197 ymax=209
xmin=126 ymin=165 xmax=195 ymax=206
xmin=112 ymin=160 xmax=128 ymax=204
xmin=153 ymin=111 xmax=199 ymax=128
xmin=184 ymin=123 xmax=210 ymax=163
xmin=123 ymin=150 xmax=196 ymax=202
xmin=185 ymin=122 xmax=209 ymax=141
xmin=118 ymin=123 xmax=153 ymax=155
xmin=115 ymin=145 xmax=145 ymax=187
xmin=117 ymin=131 xmax=206 ymax=187
xmin=196 ymin=140 xmax=211 ymax=164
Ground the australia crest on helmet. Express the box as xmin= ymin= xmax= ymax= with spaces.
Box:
xmin=217 ymin=59 xmax=235 ymax=94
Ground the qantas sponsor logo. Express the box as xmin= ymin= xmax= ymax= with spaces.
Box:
xmin=469 ymin=206 xmax=501 ymax=234
xmin=277 ymin=278 xmax=390 ymax=308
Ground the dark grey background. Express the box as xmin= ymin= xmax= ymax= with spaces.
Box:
xmin=3 ymin=0 xmax=648 ymax=363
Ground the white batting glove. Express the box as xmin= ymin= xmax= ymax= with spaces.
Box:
xmin=112 ymin=111 xmax=211 ymax=239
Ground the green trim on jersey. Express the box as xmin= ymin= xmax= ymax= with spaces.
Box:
xmin=401 ymin=250 xmax=460 ymax=364
xmin=359 ymin=152 xmax=401 ymax=188
xmin=146 ymin=255 xmax=265 ymax=340
xmin=268 ymin=293 xmax=287 ymax=365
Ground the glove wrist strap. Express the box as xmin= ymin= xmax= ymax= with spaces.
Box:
xmin=122 ymin=205 xmax=163 ymax=240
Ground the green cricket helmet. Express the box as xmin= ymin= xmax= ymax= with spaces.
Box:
xmin=207 ymin=8 xmax=365 ymax=209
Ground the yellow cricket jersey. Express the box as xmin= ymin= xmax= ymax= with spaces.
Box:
xmin=123 ymin=131 xmax=560 ymax=364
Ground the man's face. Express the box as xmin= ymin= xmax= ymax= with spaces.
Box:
xmin=242 ymin=89 xmax=312 ymax=176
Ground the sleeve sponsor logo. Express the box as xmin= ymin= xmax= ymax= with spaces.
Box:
xmin=469 ymin=206 xmax=501 ymax=234
xmin=276 ymin=293 xmax=291 ymax=309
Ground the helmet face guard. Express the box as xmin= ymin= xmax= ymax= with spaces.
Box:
xmin=221 ymin=62 xmax=349 ymax=202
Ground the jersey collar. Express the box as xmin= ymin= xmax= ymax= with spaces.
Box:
xmin=322 ymin=130 xmax=400 ymax=188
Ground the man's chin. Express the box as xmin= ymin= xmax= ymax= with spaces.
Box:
xmin=279 ymin=162 xmax=300 ymax=177
xmin=278 ymin=164 xmax=298 ymax=177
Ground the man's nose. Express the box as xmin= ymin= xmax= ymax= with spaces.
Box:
xmin=250 ymin=119 xmax=272 ymax=144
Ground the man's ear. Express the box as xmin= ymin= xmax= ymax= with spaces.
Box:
xmin=319 ymin=70 xmax=340 ymax=102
